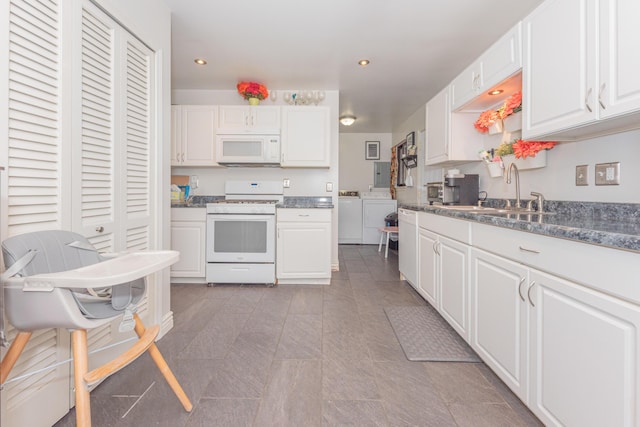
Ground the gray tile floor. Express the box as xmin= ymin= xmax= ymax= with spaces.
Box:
xmin=55 ymin=245 xmax=542 ymax=427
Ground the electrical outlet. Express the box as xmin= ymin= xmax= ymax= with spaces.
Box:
xmin=326 ymin=182 xmax=333 ymax=192
xmin=575 ymin=165 xmax=588 ymax=186
xmin=283 ymin=178 xmax=290 ymax=188
xmin=595 ymin=162 xmax=620 ymax=185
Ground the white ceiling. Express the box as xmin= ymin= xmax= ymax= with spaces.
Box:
xmin=164 ymin=0 xmax=544 ymax=133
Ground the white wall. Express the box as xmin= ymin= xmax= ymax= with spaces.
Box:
xmin=338 ymin=133 xmax=393 ymax=193
xmin=172 ymin=89 xmax=341 ymax=267
xmin=455 ymin=129 xmax=640 ymax=203
xmin=392 ymin=104 xmax=427 ymax=205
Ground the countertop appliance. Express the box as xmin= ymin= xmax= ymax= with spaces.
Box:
xmin=443 ymin=174 xmax=479 ymax=205
xmin=215 ymin=134 xmax=280 ymax=166
xmin=338 ymin=191 xmax=362 ymax=244
xmin=205 ymin=180 xmax=283 ymax=285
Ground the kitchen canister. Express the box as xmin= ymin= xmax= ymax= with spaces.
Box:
xmin=486 ymin=162 xmax=504 ymax=178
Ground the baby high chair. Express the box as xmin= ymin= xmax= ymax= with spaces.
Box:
xmin=0 ymin=230 xmax=192 ymax=427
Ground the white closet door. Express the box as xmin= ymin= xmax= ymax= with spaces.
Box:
xmin=76 ymin=2 xmax=117 ymax=251
xmin=2 ymin=2 xmax=71 ymax=427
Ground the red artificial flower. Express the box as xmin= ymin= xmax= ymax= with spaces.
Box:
xmin=512 ymin=140 xmax=557 ymax=159
xmin=500 ymin=91 xmax=522 ymax=119
xmin=237 ymin=81 xmax=269 ymax=100
xmin=474 ymin=109 xmax=499 ymax=133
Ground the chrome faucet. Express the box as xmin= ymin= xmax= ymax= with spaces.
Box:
xmin=506 ymin=163 xmax=521 ymax=209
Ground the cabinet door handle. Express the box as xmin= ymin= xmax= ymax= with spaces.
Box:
xmin=519 ymin=246 xmax=540 ymax=254
xmin=518 ymin=276 xmax=526 ymax=302
xmin=298 ymin=214 xmax=310 ymax=217
xmin=95 ymin=226 xmax=104 ymax=233
xmin=433 ymin=241 xmax=440 ymax=256
xmin=598 ymin=83 xmax=606 ymax=110
xmin=527 ymin=281 xmax=536 ymax=307
xmin=585 ymin=87 xmax=593 ymax=112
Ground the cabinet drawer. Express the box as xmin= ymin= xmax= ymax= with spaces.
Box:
xmin=472 ymin=222 xmax=640 ymax=304
xmin=171 ymin=207 xmax=206 ymax=222
xmin=417 ymin=212 xmax=471 ymax=244
xmin=277 ymin=208 xmax=331 ymax=222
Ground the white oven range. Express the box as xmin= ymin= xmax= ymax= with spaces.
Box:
xmin=206 ymin=181 xmax=283 ymax=285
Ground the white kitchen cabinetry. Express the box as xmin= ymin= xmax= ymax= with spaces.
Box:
xmin=281 ymin=106 xmax=331 ymax=167
xmin=529 ymin=269 xmax=640 ymax=427
xmin=470 ymin=248 xmax=529 ymax=402
xmin=217 ymin=105 xmax=280 ymax=134
xmin=417 ymin=213 xmax=471 ymax=340
xmin=277 ymin=209 xmax=331 ymax=285
xmin=417 ymin=227 xmax=438 ymax=307
xmin=451 ymin=22 xmax=522 ymax=111
xmin=398 ymin=208 xmax=417 ymax=287
xmin=362 ymin=199 xmax=397 ymax=244
xmin=522 ymin=0 xmax=640 ymax=140
xmin=170 ymin=208 xmax=206 ymax=282
xmin=471 ymin=221 xmax=640 ymax=426
xmin=171 ymin=105 xmax=218 ymax=166
xmin=338 ymin=197 xmax=363 ymax=244
xmin=425 ymin=87 xmax=480 ymax=166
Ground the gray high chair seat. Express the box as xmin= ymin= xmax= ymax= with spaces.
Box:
xmin=0 ymin=230 xmax=192 ymax=427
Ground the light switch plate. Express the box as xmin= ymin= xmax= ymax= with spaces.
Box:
xmin=595 ymin=162 xmax=620 ymax=185
xmin=283 ymin=178 xmax=290 ymax=188
xmin=575 ymin=165 xmax=588 ymax=186
xmin=326 ymin=182 xmax=333 ymax=192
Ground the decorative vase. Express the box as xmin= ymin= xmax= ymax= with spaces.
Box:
xmin=248 ymin=97 xmax=260 ymax=106
xmin=501 ymin=150 xmax=547 ymax=171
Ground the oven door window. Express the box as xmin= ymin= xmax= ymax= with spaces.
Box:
xmin=207 ymin=214 xmax=275 ymax=263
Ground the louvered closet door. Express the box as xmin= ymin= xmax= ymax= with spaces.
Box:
xmin=2 ymin=1 xmax=71 ymax=427
xmin=76 ymin=0 xmax=155 ymax=372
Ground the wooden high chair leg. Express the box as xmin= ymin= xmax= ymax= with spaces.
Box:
xmin=71 ymin=329 xmax=91 ymax=427
xmin=133 ymin=314 xmax=193 ymax=412
xmin=0 ymin=331 xmax=32 ymax=385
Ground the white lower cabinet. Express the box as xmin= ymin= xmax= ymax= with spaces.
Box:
xmin=470 ymin=248 xmax=529 ymax=402
xmin=470 ymin=221 xmax=640 ymax=427
xmin=417 ymin=227 xmax=438 ymax=307
xmin=398 ymin=208 xmax=417 ymax=287
xmin=170 ymin=208 xmax=206 ymax=282
xmin=417 ymin=213 xmax=471 ymax=340
xmin=529 ymin=269 xmax=640 ymax=427
xmin=277 ymin=209 xmax=331 ymax=284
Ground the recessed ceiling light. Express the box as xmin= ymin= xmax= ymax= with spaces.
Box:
xmin=358 ymin=59 xmax=370 ymax=66
xmin=488 ymin=89 xmax=503 ymax=95
xmin=339 ymin=115 xmax=356 ymax=126
xmin=194 ymin=58 xmax=207 ymax=65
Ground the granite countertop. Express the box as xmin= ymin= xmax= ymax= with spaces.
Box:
xmin=400 ymin=200 xmax=640 ymax=253
xmin=278 ymin=197 xmax=334 ymax=209
xmin=171 ymin=195 xmax=334 ymax=209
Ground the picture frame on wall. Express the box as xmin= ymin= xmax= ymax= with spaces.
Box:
xmin=365 ymin=141 xmax=380 ymax=160
xmin=406 ymin=131 xmax=415 ymax=147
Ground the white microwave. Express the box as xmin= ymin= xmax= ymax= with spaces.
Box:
xmin=216 ymin=134 xmax=280 ymax=166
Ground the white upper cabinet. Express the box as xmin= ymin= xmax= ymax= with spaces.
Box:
xmin=425 ymin=87 xmax=480 ymax=166
xmin=522 ymin=0 xmax=640 ymax=140
xmin=281 ymin=106 xmax=331 ymax=167
xmin=217 ymin=105 xmax=280 ymax=134
xmin=171 ymin=105 xmax=218 ymax=166
xmin=451 ymin=23 xmax=522 ymax=111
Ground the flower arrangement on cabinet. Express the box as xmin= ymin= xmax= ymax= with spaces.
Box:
xmin=474 ymin=91 xmax=522 ymax=133
xmin=495 ymin=139 xmax=557 ymax=159
xmin=237 ymin=81 xmax=269 ymax=100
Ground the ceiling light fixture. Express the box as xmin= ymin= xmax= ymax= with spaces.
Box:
xmin=488 ymin=89 xmax=503 ymax=95
xmin=194 ymin=58 xmax=207 ymax=65
xmin=358 ymin=59 xmax=370 ymax=66
xmin=339 ymin=115 xmax=356 ymax=126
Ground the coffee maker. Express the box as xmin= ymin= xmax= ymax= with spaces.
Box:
xmin=442 ymin=174 xmax=479 ymax=205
